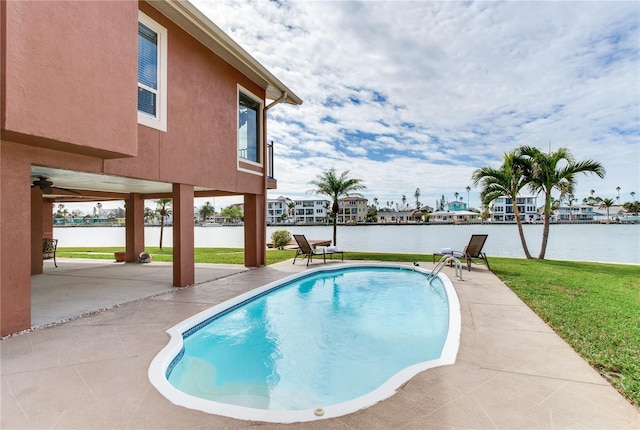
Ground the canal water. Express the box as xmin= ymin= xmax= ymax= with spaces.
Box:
xmin=54 ymin=223 xmax=639 ymax=264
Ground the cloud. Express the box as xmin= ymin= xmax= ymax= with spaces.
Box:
xmin=195 ymin=0 xmax=639 ymax=206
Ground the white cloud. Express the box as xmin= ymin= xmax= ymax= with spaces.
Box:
xmin=194 ymin=0 xmax=639 ymax=206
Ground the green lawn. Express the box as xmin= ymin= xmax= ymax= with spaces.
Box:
xmin=57 ymin=247 xmax=640 ymax=407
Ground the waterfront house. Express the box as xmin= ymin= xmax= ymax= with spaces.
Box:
xmin=444 ymin=201 xmax=468 ymax=211
xmin=338 ymin=197 xmax=369 ymax=224
xmin=430 ymin=210 xmax=480 ymax=223
xmin=490 ymin=196 xmax=539 ymax=223
xmin=377 ymin=209 xmax=423 ymax=224
xmin=267 ymin=196 xmax=295 ymax=224
xmin=555 ymin=204 xmax=597 ymax=221
xmin=294 ymin=199 xmax=330 ymax=224
xmin=0 ymin=0 xmax=301 ymax=336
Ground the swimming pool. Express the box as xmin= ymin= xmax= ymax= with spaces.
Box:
xmin=148 ymin=263 xmax=460 ymax=423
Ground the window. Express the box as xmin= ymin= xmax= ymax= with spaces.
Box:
xmin=138 ymin=12 xmax=167 ymax=131
xmin=238 ymin=91 xmax=261 ymax=163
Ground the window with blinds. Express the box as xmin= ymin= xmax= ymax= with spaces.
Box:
xmin=138 ymin=11 xmax=167 ymax=131
xmin=138 ymin=22 xmax=158 ymax=116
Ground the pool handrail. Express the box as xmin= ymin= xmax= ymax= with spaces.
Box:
xmin=428 ymin=255 xmax=463 ymax=281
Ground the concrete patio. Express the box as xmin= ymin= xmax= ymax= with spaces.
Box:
xmin=1 ymin=258 xmax=638 ymax=429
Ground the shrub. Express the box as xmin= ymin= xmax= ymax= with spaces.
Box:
xmin=271 ymin=230 xmax=292 ymax=249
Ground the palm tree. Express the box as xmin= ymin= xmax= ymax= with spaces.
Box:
xmin=472 ymin=150 xmax=533 ymax=259
xmin=156 ymin=198 xmax=172 ymax=249
xmin=616 ymin=186 xmax=621 ymax=203
xmin=631 ymin=191 xmax=636 ymax=202
xmin=144 ymin=207 xmax=156 ymax=224
xmin=567 ymin=193 xmax=576 ymax=221
xmin=599 ymin=198 xmax=615 ymax=224
xmin=465 ymin=186 xmax=471 ymax=208
xmin=198 ymin=201 xmax=215 ymax=222
xmin=287 ymin=201 xmax=296 ymax=222
xmin=308 ymin=169 xmax=365 ymax=246
xmin=518 ymin=146 xmax=605 ymax=259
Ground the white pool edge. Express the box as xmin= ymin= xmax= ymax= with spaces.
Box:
xmin=148 ymin=263 xmax=461 ymax=423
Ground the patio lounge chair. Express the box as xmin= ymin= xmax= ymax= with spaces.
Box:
xmin=292 ymin=234 xmax=343 ymax=266
xmin=433 ymin=234 xmax=490 ymax=271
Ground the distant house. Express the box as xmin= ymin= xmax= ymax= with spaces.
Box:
xmin=378 ymin=209 xmax=423 ymax=224
xmin=1 ymin=1 xmax=301 ymax=336
xmin=267 ymin=196 xmax=295 ymax=224
xmin=430 ymin=210 xmax=479 ymax=223
xmin=555 ymin=204 xmax=596 ymax=221
xmin=338 ymin=197 xmax=369 ymax=223
xmin=294 ymin=199 xmax=330 ymax=224
xmin=490 ymin=196 xmax=539 ymax=223
xmin=444 ymin=201 xmax=468 ymax=212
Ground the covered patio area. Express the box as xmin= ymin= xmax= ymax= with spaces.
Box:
xmin=31 ymin=259 xmax=249 ymax=329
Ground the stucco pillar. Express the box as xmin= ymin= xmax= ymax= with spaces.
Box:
xmin=172 ymin=183 xmax=194 ymax=287
xmin=244 ymin=193 xmax=266 ymax=267
xmin=125 ymin=193 xmax=145 ymax=262
xmin=42 ymin=200 xmax=54 ymax=239
xmin=31 ymin=188 xmax=44 ymax=275
xmin=1 ymin=144 xmax=32 ymax=336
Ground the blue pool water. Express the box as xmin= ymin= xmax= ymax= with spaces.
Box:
xmin=149 ymin=264 xmax=460 ymax=422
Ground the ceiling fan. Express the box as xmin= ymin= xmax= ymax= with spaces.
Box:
xmin=31 ymin=176 xmax=80 ymax=195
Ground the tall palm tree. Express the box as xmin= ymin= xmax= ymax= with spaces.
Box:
xmin=156 ymin=198 xmax=172 ymax=249
xmin=414 ymin=188 xmax=421 ymax=210
xmin=472 ymin=150 xmax=533 ymax=259
xmin=518 ymin=146 xmax=605 ymax=259
xmin=599 ymin=198 xmax=615 ymax=224
xmin=308 ymin=169 xmax=365 ymax=246
xmin=465 ymin=186 xmax=471 ymax=208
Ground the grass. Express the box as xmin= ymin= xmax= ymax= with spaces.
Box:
xmin=57 ymin=247 xmax=639 ymax=407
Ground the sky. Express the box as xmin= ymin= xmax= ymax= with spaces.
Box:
xmin=191 ymin=0 xmax=639 ymax=211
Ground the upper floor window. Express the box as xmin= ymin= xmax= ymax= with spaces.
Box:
xmin=238 ymin=91 xmax=261 ymax=163
xmin=138 ymin=12 xmax=167 ymax=131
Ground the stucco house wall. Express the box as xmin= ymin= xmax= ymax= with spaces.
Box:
xmin=0 ymin=0 xmax=300 ymax=336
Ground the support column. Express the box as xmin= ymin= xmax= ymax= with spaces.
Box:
xmin=42 ymin=200 xmax=54 ymax=239
xmin=125 ymin=193 xmax=145 ymax=262
xmin=1 ymin=146 xmax=32 ymax=336
xmin=172 ymin=183 xmax=194 ymax=287
xmin=31 ymin=188 xmax=44 ymax=275
xmin=244 ymin=193 xmax=266 ymax=267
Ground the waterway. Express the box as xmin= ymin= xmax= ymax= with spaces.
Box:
xmin=54 ymin=223 xmax=639 ymax=264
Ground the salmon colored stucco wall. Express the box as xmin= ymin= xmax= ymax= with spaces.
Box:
xmin=0 ymin=1 xmax=275 ymax=336
xmin=0 ymin=144 xmax=33 ymax=335
xmin=103 ymin=2 xmax=268 ymax=196
xmin=1 ymin=1 xmax=138 ymax=158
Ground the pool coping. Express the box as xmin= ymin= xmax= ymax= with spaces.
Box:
xmin=148 ymin=263 xmax=461 ymax=423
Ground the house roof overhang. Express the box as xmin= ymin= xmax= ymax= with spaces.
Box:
xmin=147 ymin=0 xmax=303 ymax=106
